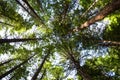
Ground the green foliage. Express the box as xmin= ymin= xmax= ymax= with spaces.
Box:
xmin=0 ymin=0 xmax=120 ymax=80
xmin=103 ymin=11 xmax=120 ymax=41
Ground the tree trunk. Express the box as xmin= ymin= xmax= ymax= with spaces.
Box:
xmin=15 ymin=0 xmax=43 ymax=24
xmin=0 ymin=59 xmax=14 ymax=66
xmin=68 ymin=51 xmax=92 ymax=80
xmin=74 ymin=0 xmax=120 ymax=31
xmin=15 ymin=0 xmax=31 ymax=16
xmin=0 ymin=38 xmax=41 ymax=43
xmin=61 ymin=43 xmax=92 ymax=80
xmin=39 ymin=69 xmax=46 ymax=80
xmin=22 ymin=0 xmax=43 ymax=24
xmin=31 ymin=52 xmax=50 ymax=80
xmin=0 ymin=54 xmax=35 ymax=79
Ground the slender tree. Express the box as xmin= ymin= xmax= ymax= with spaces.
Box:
xmin=39 ymin=69 xmax=46 ymax=80
xmin=15 ymin=0 xmax=44 ymax=25
xmin=31 ymin=51 xmax=50 ymax=80
xmin=67 ymin=51 xmax=92 ymax=80
xmin=0 ymin=54 xmax=35 ymax=79
xmin=22 ymin=0 xmax=44 ymax=24
xmin=15 ymin=0 xmax=31 ymax=16
xmin=81 ymin=0 xmax=98 ymax=18
xmin=0 ymin=38 xmax=41 ymax=43
xmin=61 ymin=43 xmax=92 ymax=80
xmin=0 ymin=59 xmax=14 ymax=66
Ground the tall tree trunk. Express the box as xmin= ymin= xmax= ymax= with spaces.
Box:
xmin=0 ymin=59 xmax=14 ymax=66
xmin=22 ymin=0 xmax=44 ymax=24
xmin=74 ymin=0 xmax=120 ymax=31
xmin=62 ymin=44 xmax=92 ymax=80
xmin=31 ymin=52 xmax=50 ymax=80
xmin=67 ymin=51 xmax=92 ymax=80
xmin=39 ymin=69 xmax=46 ymax=80
xmin=0 ymin=54 xmax=35 ymax=79
xmin=0 ymin=38 xmax=41 ymax=43
xmin=15 ymin=0 xmax=31 ymax=16
xmin=15 ymin=0 xmax=43 ymax=24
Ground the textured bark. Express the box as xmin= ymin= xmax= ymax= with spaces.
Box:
xmin=0 ymin=59 xmax=14 ymax=66
xmin=74 ymin=0 xmax=120 ymax=31
xmin=0 ymin=38 xmax=41 ymax=43
xmin=31 ymin=52 xmax=50 ymax=80
xmin=0 ymin=54 xmax=35 ymax=79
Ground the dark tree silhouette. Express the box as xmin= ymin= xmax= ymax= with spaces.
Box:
xmin=0 ymin=59 xmax=14 ymax=66
xmin=0 ymin=54 xmax=35 ymax=79
xmin=0 ymin=38 xmax=41 ymax=43
xmin=39 ymin=69 xmax=46 ymax=80
xmin=31 ymin=51 xmax=50 ymax=80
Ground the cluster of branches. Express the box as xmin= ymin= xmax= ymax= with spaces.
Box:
xmin=0 ymin=0 xmax=120 ymax=80
xmin=0 ymin=51 xmax=50 ymax=80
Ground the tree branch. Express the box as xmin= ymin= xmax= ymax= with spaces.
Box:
xmin=81 ymin=0 xmax=98 ymax=18
xmin=73 ymin=0 xmax=120 ymax=31
xmin=99 ymin=40 xmax=120 ymax=47
xmin=0 ymin=21 xmax=15 ymax=27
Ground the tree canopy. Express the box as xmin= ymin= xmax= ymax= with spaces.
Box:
xmin=0 ymin=0 xmax=120 ymax=80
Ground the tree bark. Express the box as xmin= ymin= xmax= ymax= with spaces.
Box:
xmin=0 ymin=38 xmax=41 ymax=43
xmin=74 ymin=0 xmax=120 ymax=31
xmin=0 ymin=54 xmax=35 ymax=79
xmin=0 ymin=59 xmax=14 ymax=66
xmin=31 ymin=52 xmax=50 ymax=80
